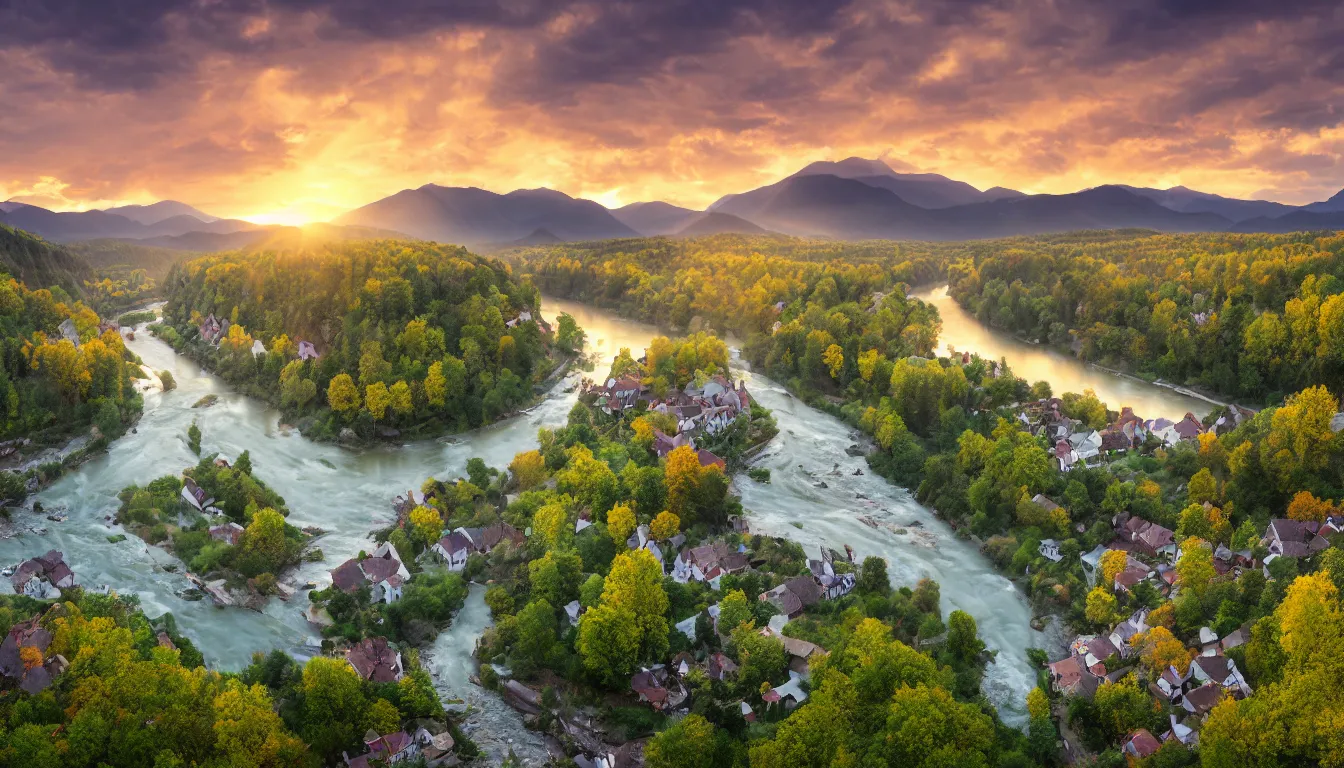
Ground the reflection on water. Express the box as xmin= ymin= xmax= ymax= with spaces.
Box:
xmin=914 ymin=285 xmax=1214 ymax=421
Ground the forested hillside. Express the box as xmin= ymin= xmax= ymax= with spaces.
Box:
xmin=0 ymin=265 xmax=142 ymax=463
xmin=0 ymin=224 xmax=92 ymax=296
xmin=158 ymin=240 xmax=575 ymax=439
xmin=944 ymin=230 xmax=1344 ymax=403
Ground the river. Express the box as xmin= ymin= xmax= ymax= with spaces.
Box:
xmin=0 ymin=292 xmax=1211 ymax=752
xmin=914 ymin=285 xmax=1214 ymax=420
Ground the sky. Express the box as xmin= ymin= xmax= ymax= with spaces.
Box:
xmin=1 ymin=0 xmax=1342 ymax=224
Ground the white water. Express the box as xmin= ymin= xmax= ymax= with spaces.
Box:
xmin=0 ymin=292 xmax=1208 ymax=737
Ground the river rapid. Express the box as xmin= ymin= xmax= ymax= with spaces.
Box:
xmin=0 ymin=292 xmax=1212 ymax=751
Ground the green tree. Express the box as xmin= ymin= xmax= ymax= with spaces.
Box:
xmin=300 ymin=656 xmax=368 ymax=761
xmin=858 ymin=555 xmax=889 ymax=595
xmin=187 ymin=421 xmax=201 ymax=454
xmin=717 ymin=589 xmax=754 ymax=635
xmin=645 ymin=714 xmax=717 ymax=768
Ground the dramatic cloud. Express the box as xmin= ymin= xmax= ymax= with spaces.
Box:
xmin=1 ymin=0 xmax=1341 ymax=221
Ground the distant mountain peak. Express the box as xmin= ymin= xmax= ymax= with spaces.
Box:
xmin=104 ymin=200 xmax=218 ymax=226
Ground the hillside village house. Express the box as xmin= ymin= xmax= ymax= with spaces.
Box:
xmin=0 ymin=615 xmax=69 ymax=695
xmin=345 ymin=636 xmax=404 ymax=683
xmin=330 ymin=542 xmax=411 ymax=604
xmin=10 ymin=550 xmax=76 ymax=599
xmin=427 ymin=521 xmax=524 ymax=571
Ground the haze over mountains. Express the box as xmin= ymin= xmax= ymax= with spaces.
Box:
xmin=5 ymin=157 xmax=1344 ymax=251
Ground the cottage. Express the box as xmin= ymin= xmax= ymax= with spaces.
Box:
xmin=330 ymin=543 xmax=411 ymax=604
xmin=1038 ymin=538 xmax=1063 ymax=563
xmin=1068 ymin=430 xmax=1103 ymax=462
xmin=11 ymin=550 xmax=76 ymax=599
xmin=1220 ymin=624 xmax=1251 ymax=653
xmin=181 ymin=477 xmax=211 ymax=510
xmin=428 ymin=531 xmax=473 ymax=572
xmin=1172 ymin=412 xmax=1204 ymax=442
xmin=697 ymin=449 xmax=726 ymax=470
xmin=345 ymin=730 xmax=419 ymax=768
xmin=1262 ymin=519 xmax=1330 ymax=558
xmin=1181 ymin=682 xmax=1224 ymax=718
xmin=1191 ymin=654 xmax=1251 ymax=697
xmin=760 ymin=576 xmax=822 ymax=619
xmin=1048 ymin=655 xmax=1099 ymax=698
xmin=566 ymin=600 xmax=584 ymax=628
xmin=630 ymin=667 xmax=686 ymax=710
xmin=763 ymin=671 xmax=809 ymax=710
xmin=674 ymin=541 xmax=749 ymax=586
xmin=345 ymin=636 xmax=404 ymax=682
xmin=652 ymin=429 xmax=694 ymax=458
xmin=209 ymin=522 xmax=245 ymax=546
xmin=708 ymin=652 xmax=739 ymax=681
xmin=198 ymin=314 xmax=227 ymax=345
xmin=297 ymin=340 xmax=319 ymax=361
xmin=1122 ymin=729 xmax=1162 ymax=759
xmin=1119 ymin=515 xmax=1176 ymax=559
xmin=1108 ymin=609 xmax=1150 ymax=658
xmin=0 ymin=616 xmax=69 ymax=694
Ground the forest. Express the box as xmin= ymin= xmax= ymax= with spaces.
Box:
xmin=943 ymin=229 xmax=1344 ymax=404
xmin=512 ymin=233 xmax=1344 ymax=767
xmin=156 ymin=240 xmax=582 ymax=441
xmin=0 ymin=256 xmax=144 ymax=502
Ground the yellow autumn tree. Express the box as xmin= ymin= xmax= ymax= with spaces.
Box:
xmin=857 ymin=349 xmax=880 ymax=382
xmin=326 ymin=373 xmax=361 ymax=416
xmin=1100 ymin=549 xmax=1128 ymax=587
xmin=425 ymin=361 xmax=447 ymax=408
xmin=533 ymin=502 xmax=571 ymax=549
xmin=607 ymin=504 xmax=637 ymax=547
xmin=1141 ymin=626 xmax=1190 ymax=674
xmin=389 ymin=380 xmax=413 ymax=415
xmin=1286 ymin=490 xmax=1335 ymax=522
xmin=664 ymin=445 xmax=703 ymax=519
xmin=822 ymin=344 xmax=844 ymax=379
xmin=508 ymin=450 xmax=547 ymax=491
xmin=409 ymin=506 xmax=443 ymax=547
xmin=1176 ymin=538 xmax=1216 ymax=598
xmin=365 ymin=382 xmax=391 ymax=420
xmin=1086 ymin=586 xmax=1118 ymax=626
xmin=650 ymin=511 xmax=680 ymax=541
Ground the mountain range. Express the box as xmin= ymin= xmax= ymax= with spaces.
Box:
xmin=6 ymin=157 xmax=1344 ymax=250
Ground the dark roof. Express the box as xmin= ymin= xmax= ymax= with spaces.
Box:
xmin=360 ymin=555 xmax=401 ymax=584
xmin=1184 ymin=683 xmax=1223 ymax=714
xmin=0 ymin=618 xmax=52 ymax=677
xmin=1125 ymin=729 xmax=1162 ymax=758
xmin=346 ymin=637 xmax=401 ymax=682
xmin=330 ymin=559 xmax=366 ymax=592
xmin=784 ymin=576 xmax=823 ymax=607
xmin=483 ymin=521 xmax=524 ymax=549
xmin=1194 ymin=655 xmax=1234 ymax=685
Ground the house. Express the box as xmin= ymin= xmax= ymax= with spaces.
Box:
xmin=209 ymin=522 xmax=245 ymax=546
xmin=1054 ymin=439 xmax=1079 ymax=471
xmin=58 ymin=318 xmax=82 ymax=347
xmin=330 ymin=543 xmax=411 ymax=604
xmin=566 ymin=600 xmax=584 ymax=627
xmin=739 ymin=700 xmax=756 ymax=723
xmin=181 ymin=477 xmax=211 ymax=510
xmin=199 ymin=314 xmax=227 ymax=345
xmin=251 ymin=339 xmax=267 ymax=356
xmin=674 ymin=541 xmax=749 ymax=586
xmin=1191 ymin=654 xmax=1252 ymax=697
xmin=708 ymin=652 xmax=739 ymax=681
xmin=760 ymin=576 xmax=822 ymax=619
xmin=452 ymin=522 xmax=525 ymax=555
xmin=697 ymin=449 xmax=726 ymax=470
xmin=1163 ymin=714 xmax=1198 ymax=747
xmin=1154 ymin=664 xmax=1190 ymax=702
xmin=11 ymin=550 xmax=76 ymax=599
xmin=1147 ymin=417 xmax=1182 ymax=447
xmin=346 ymin=636 xmax=404 ymax=682
xmin=1109 ymin=610 xmax=1150 ymax=658
xmin=428 ymin=531 xmax=473 ymax=572
xmin=1113 ymin=565 xmax=1152 ymax=595
xmin=345 ymin=730 xmax=419 ymax=768
xmin=1220 ymin=623 xmax=1251 ymax=652
xmin=759 ymin=626 xmax=828 ymax=677
xmin=1181 ymin=682 xmax=1224 ymax=718
xmin=1119 ymin=515 xmax=1176 ymax=559
xmin=630 ymin=667 xmax=686 ymax=710
xmin=652 ymin=429 xmax=694 ymax=458
xmin=1172 ymin=412 xmax=1204 ymax=441
xmin=597 ymin=375 xmax=644 ymax=414
xmin=1113 ymin=407 xmax=1146 ymax=443
xmin=1068 ymin=430 xmax=1103 ymax=462
xmin=0 ymin=616 xmax=69 ymax=694
xmin=1262 ymin=519 xmax=1330 ymax=558
xmin=297 ymin=340 xmax=319 ymax=361
xmin=1122 ymin=729 xmax=1162 ymax=759
xmin=1039 ymin=538 xmax=1063 ymax=563
xmin=763 ymin=671 xmax=809 ymax=710
xmin=1048 ymin=655 xmax=1099 ymax=698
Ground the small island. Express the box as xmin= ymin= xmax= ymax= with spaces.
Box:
xmin=115 ymin=451 xmax=314 ymax=608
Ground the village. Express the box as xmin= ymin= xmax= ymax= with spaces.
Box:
xmin=1007 ymin=394 xmax=1344 ymax=762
